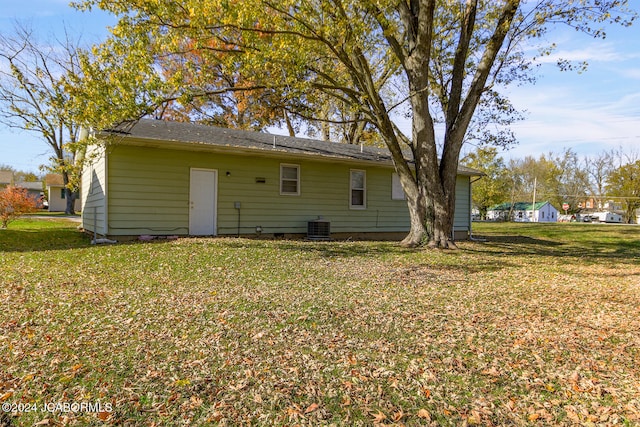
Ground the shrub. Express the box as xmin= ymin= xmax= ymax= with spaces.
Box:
xmin=0 ymin=185 xmax=38 ymax=228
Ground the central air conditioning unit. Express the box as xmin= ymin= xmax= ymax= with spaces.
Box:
xmin=307 ymin=219 xmax=330 ymax=240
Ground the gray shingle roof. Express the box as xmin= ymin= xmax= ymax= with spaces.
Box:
xmin=102 ymin=119 xmax=482 ymax=175
xmin=15 ymin=181 xmax=43 ymax=191
xmin=490 ymin=202 xmax=554 ymax=211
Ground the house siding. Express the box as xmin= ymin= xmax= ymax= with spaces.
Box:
xmin=454 ymin=175 xmax=471 ymax=235
xmin=47 ymin=185 xmax=82 ymax=212
xmin=103 ymin=145 xmax=414 ymax=237
xmin=47 ymin=186 xmax=66 ymax=212
xmin=81 ymin=146 xmax=108 ymax=235
xmin=82 ymin=140 xmax=476 ymax=239
xmin=535 ymin=202 xmax=558 ymax=223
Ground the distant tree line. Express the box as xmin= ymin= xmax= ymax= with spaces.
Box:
xmin=462 ymin=146 xmax=640 ymax=224
xmin=0 ymin=164 xmax=42 ymax=183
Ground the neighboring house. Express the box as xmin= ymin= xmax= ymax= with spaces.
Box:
xmin=577 ymin=198 xmax=624 ymax=212
xmin=577 ymin=198 xmax=596 ymax=210
xmin=45 ymin=174 xmax=81 ymax=212
xmin=0 ymin=170 xmax=13 ymax=188
xmin=15 ymin=181 xmax=44 ymax=201
xmin=488 ymin=201 xmax=558 ymax=223
xmin=1 ymin=171 xmax=45 ymax=207
xmin=81 ymin=119 xmax=482 ymax=241
xmin=603 ymin=200 xmax=623 ymax=211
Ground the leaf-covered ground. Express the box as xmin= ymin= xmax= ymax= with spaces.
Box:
xmin=1 ymin=219 xmax=639 ymax=426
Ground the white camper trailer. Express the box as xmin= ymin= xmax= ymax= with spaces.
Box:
xmin=592 ymin=212 xmax=623 ymax=223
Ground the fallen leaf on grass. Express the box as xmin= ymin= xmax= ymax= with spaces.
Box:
xmin=392 ymin=410 xmax=404 ymax=421
xmin=467 ymin=414 xmax=481 ymax=425
xmin=417 ymin=409 xmax=431 ymax=420
xmin=207 ymin=411 xmax=223 ymax=422
xmin=482 ymin=366 xmax=501 ymax=377
xmin=305 ymin=403 xmax=319 ymax=413
xmin=566 ymin=409 xmax=581 ymax=423
xmin=372 ymin=410 xmax=387 ymax=423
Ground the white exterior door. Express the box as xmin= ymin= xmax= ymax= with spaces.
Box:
xmin=189 ymin=168 xmax=217 ymax=235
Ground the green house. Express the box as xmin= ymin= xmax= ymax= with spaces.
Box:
xmin=487 ymin=201 xmax=558 ymax=223
xmin=81 ymin=119 xmax=481 ymax=241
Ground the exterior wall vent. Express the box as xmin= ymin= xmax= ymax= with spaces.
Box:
xmin=307 ymin=219 xmax=330 ymax=240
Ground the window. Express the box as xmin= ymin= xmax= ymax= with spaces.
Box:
xmin=280 ymin=164 xmax=300 ymax=195
xmin=350 ymin=170 xmax=366 ymax=209
xmin=60 ymin=188 xmax=66 ymax=199
xmin=391 ymin=173 xmax=406 ymax=200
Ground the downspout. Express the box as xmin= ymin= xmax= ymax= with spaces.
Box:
xmin=91 ymin=206 xmax=116 ymax=244
xmin=234 ymin=202 xmax=241 ymax=237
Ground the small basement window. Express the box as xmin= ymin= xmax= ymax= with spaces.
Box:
xmin=280 ymin=164 xmax=300 ymax=195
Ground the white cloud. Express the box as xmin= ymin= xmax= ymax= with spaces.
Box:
xmin=498 ymin=74 xmax=640 ymax=160
xmin=618 ymin=68 xmax=640 ymax=80
xmin=534 ymin=42 xmax=623 ymax=65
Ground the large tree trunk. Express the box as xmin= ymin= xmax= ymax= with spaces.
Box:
xmin=399 ymin=182 xmax=428 ymax=247
xmin=62 ymin=171 xmax=75 ymax=215
xmin=412 ymin=0 xmax=519 ymax=249
xmin=65 ymin=189 xmax=76 ymax=215
xmin=434 ymin=164 xmax=459 ymax=249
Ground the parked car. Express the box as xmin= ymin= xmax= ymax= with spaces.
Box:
xmin=571 ymin=214 xmax=591 ymax=222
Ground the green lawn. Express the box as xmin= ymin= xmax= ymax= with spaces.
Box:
xmin=1 ymin=219 xmax=639 ymax=426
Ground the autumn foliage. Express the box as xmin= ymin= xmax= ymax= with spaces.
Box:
xmin=0 ymin=185 xmax=38 ymax=228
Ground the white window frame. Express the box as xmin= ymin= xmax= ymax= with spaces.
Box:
xmin=349 ymin=169 xmax=366 ymax=209
xmin=280 ymin=164 xmax=300 ymax=196
xmin=391 ymin=173 xmax=406 ymax=200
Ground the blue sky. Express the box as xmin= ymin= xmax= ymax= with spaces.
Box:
xmin=0 ymin=0 xmax=638 ymax=173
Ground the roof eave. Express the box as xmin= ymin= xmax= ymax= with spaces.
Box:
xmin=102 ymin=134 xmax=399 ymax=168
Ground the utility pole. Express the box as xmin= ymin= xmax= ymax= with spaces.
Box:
xmin=532 ymin=176 xmax=537 ymax=222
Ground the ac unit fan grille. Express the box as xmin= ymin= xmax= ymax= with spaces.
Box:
xmin=307 ymin=220 xmax=330 ymax=240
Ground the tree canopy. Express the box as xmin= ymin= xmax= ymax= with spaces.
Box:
xmin=606 ymin=160 xmax=640 ymax=223
xmin=0 ymin=25 xmax=85 ymax=214
xmin=70 ymin=0 xmax=636 ymax=246
xmin=462 ymin=146 xmax=509 ymax=219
